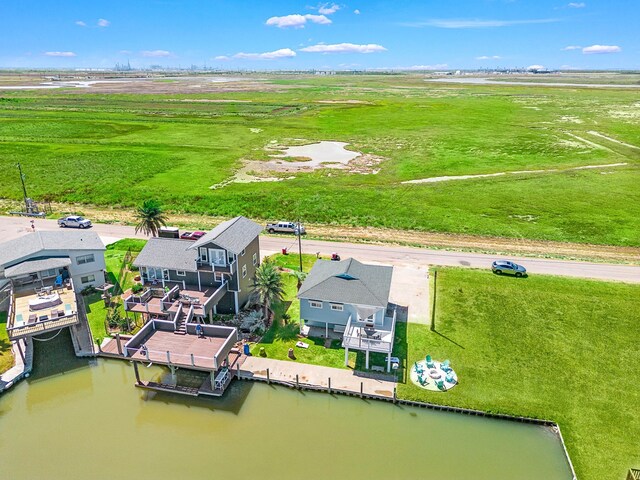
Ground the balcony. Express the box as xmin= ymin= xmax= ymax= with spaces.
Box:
xmin=7 ymin=280 xmax=79 ymax=340
xmin=196 ymin=259 xmax=236 ymax=275
xmin=341 ymin=307 xmax=397 ymax=355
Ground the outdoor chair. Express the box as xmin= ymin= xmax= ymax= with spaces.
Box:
xmin=445 ymin=373 xmax=456 ymax=384
xmin=426 ymin=355 xmax=435 ymax=368
xmin=436 ymin=380 xmax=446 ymax=391
xmin=414 ymin=361 xmax=423 ymax=374
xmin=440 ymin=360 xmax=452 ymax=373
xmin=418 ymin=374 xmax=428 ymax=386
xmin=54 ymin=275 xmax=63 ymax=289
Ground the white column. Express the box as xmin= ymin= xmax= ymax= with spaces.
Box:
xmin=344 ymin=346 xmax=349 ymax=366
xmin=387 ymin=353 xmax=391 ymax=372
xmin=209 ymin=310 xmax=213 ymax=323
xmin=325 ymin=322 xmax=328 ymax=338
xmin=365 ymin=349 xmax=370 ymax=370
xmin=197 ymin=271 xmax=201 ymax=291
xmin=234 ymin=291 xmax=239 ymax=313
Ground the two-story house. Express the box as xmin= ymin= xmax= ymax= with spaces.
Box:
xmin=128 ymin=216 xmax=262 ymax=322
xmin=298 ymin=258 xmax=397 ymax=371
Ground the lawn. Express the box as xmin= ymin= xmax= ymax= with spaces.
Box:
xmin=0 ymin=311 xmax=14 ymax=374
xmin=396 ymin=268 xmax=640 ymax=480
xmin=1 ymin=76 xmax=638 ymax=246
xmin=84 ymin=238 xmax=147 ymax=342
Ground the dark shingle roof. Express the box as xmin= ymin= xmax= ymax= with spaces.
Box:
xmin=5 ymin=257 xmax=72 ymax=278
xmin=133 ymin=238 xmax=198 ymax=272
xmin=297 ymin=258 xmax=393 ymax=307
xmin=0 ymin=231 xmax=105 ymax=267
xmin=189 ymin=216 xmax=262 ymax=255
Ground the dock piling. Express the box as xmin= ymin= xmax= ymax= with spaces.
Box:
xmin=360 ymin=382 xmax=363 ymax=398
xmin=190 ymin=353 xmax=195 ymax=366
xmin=296 ymin=374 xmax=299 ymax=389
xmin=166 ymin=350 xmax=171 ymax=364
xmin=133 ymin=361 xmax=141 ymax=384
xmin=115 ymin=333 xmax=123 ymax=356
xmin=328 ymin=377 xmax=331 ymax=394
xmin=267 ymin=368 xmax=270 ymax=384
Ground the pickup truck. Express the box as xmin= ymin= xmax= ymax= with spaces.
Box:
xmin=265 ymin=221 xmax=306 ymax=235
xmin=58 ymin=216 xmax=92 ymax=229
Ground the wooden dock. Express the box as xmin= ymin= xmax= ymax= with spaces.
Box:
xmin=136 ymin=380 xmax=199 ymax=396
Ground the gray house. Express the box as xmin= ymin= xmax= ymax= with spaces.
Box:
xmin=128 ymin=216 xmax=262 ymax=321
xmin=0 ymin=230 xmax=106 ymax=341
xmin=298 ymin=258 xmax=397 ymax=371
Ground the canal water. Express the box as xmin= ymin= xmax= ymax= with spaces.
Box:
xmin=0 ymin=333 xmax=572 ymax=480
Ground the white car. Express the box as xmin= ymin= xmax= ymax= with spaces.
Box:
xmin=58 ymin=216 xmax=92 ymax=229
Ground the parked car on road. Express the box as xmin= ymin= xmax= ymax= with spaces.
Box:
xmin=57 ymin=216 xmax=92 ymax=229
xmin=180 ymin=231 xmax=206 ymax=240
xmin=491 ymin=260 xmax=527 ymax=277
xmin=265 ymin=221 xmax=306 ymax=235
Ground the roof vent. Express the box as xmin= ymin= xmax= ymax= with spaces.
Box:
xmin=336 ymin=273 xmax=357 ymax=280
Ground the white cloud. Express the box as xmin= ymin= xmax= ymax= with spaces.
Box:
xmin=318 ymin=3 xmax=340 ymax=15
xmin=141 ymin=50 xmax=172 ymax=57
xmin=568 ymin=2 xmax=586 ymax=7
xmin=233 ymin=48 xmax=297 ymax=60
xmin=75 ymin=20 xmax=86 ymax=27
xmin=562 ymin=45 xmax=582 ymax=51
xmin=476 ymin=55 xmax=501 ymax=60
xmin=119 ymin=50 xmax=132 ymax=55
xmin=300 ymin=43 xmax=387 ymax=53
xmin=266 ymin=14 xmax=331 ymax=28
xmin=354 ymin=9 xmax=361 ymax=15
xmin=405 ymin=18 xmax=559 ymax=28
xmin=44 ymin=51 xmax=77 ymax=57
xmin=527 ymin=64 xmax=546 ymax=71
xmin=214 ymin=55 xmax=231 ymax=61
xmin=97 ymin=18 xmax=110 ymax=27
xmin=582 ymin=44 xmax=621 ymax=54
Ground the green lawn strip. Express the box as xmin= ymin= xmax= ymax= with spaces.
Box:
xmin=84 ymin=238 xmax=147 ymax=343
xmin=396 ymin=268 xmax=640 ymax=480
xmin=0 ymin=311 xmax=14 ymax=374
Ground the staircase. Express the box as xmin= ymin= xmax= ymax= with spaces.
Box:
xmin=173 ymin=306 xmax=187 ymax=335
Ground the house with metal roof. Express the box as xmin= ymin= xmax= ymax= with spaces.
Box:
xmin=298 ymin=258 xmax=397 ymax=371
xmin=128 ymin=216 xmax=262 ymax=321
xmin=0 ymin=230 xmax=106 ymax=342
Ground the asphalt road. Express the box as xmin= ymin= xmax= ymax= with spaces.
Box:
xmin=1 ymin=216 xmax=639 ymax=283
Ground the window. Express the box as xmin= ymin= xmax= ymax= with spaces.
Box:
xmin=199 ymin=248 xmax=208 ymax=263
xmin=76 ymin=254 xmax=95 ymax=265
xmin=252 ymin=253 xmax=258 ymax=266
xmin=241 ymin=249 xmax=246 ymax=256
xmin=330 ymin=304 xmax=344 ymax=312
xmin=214 ymin=272 xmax=224 ymax=282
xmin=176 ymin=270 xmax=186 ymax=277
xmin=208 ymin=248 xmax=226 ymax=266
xmin=309 ymin=300 xmax=322 ymax=309
xmin=242 ymin=264 xmax=247 ymax=278
xmin=41 ymin=268 xmax=58 ymax=278
xmin=80 ymin=274 xmax=95 ymax=284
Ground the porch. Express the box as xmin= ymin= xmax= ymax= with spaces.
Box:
xmin=342 ymin=306 xmax=397 ymax=372
xmin=6 ymin=278 xmax=79 ymax=340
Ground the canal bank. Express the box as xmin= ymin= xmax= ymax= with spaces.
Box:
xmin=0 ymin=356 xmax=574 ymax=480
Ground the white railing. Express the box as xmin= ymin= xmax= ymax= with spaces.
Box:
xmin=203 ymin=280 xmax=227 ymax=312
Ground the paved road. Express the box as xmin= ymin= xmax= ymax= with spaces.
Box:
xmin=2 ymin=216 xmax=639 ymax=283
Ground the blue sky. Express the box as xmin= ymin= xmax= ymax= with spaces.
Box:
xmin=1 ymin=0 xmax=637 ymax=70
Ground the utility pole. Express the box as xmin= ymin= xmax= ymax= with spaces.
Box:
xmin=297 ymin=219 xmax=303 ymax=272
xmin=16 ymin=163 xmax=29 ymax=212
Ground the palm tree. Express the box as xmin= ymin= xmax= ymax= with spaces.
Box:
xmin=290 ymin=269 xmax=307 ymax=290
xmin=134 ymin=199 xmax=167 ymax=237
xmin=252 ymin=260 xmax=284 ymax=321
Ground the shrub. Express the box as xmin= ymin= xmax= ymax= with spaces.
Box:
xmin=131 ymin=283 xmax=144 ymax=294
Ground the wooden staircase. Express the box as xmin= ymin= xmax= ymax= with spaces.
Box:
xmin=173 ymin=306 xmax=187 ymax=335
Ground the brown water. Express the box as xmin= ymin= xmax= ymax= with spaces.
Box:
xmin=0 ymin=341 xmax=572 ymax=480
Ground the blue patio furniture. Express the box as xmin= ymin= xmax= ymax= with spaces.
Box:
xmin=54 ymin=275 xmax=63 ymax=289
xmin=414 ymin=361 xmax=424 ymax=374
xmin=445 ymin=372 xmax=456 ymax=384
xmin=436 ymin=380 xmax=446 ymax=391
xmin=418 ymin=374 xmax=428 ymax=386
xmin=440 ymin=359 xmax=452 ymax=373
xmin=426 ymin=354 xmax=435 ymax=368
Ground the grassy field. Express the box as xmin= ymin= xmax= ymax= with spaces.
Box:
xmin=396 ymin=268 xmax=639 ymax=480
xmin=0 ymin=311 xmax=14 ymax=374
xmin=0 ymin=75 xmax=638 ymax=246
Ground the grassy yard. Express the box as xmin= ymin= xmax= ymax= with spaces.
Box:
xmin=396 ymin=268 xmax=640 ymax=480
xmin=1 ymin=77 xmax=638 ymax=246
xmin=0 ymin=311 xmax=14 ymax=374
xmin=84 ymin=238 xmax=147 ymax=342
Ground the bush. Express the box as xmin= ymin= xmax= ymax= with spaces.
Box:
xmin=81 ymin=286 xmax=97 ymax=296
xmin=131 ymin=283 xmax=144 ymax=294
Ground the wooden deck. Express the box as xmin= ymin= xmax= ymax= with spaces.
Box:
xmin=9 ymin=287 xmax=78 ymax=340
xmin=136 ymin=380 xmax=200 ymax=396
xmin=128 ymin=330 xmax=227 ymax=371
